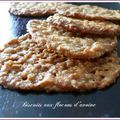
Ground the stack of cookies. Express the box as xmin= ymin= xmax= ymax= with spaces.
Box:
xmin=0 ymin=2 xmax=120 ymax=92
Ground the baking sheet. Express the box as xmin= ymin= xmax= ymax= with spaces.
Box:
xmin=0 ymin=2 xmax=120 ymax=117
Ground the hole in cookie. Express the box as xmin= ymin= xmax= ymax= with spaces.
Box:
xmin=22 ymin=76 xmax=27 ymax=80
xmin=108 ymin=59 xmax=113 ymax=63
xmin=52 ymin=73 xmax=57 ymax=77
xmin=21 ymin=74 xmax=28 ymax=80
xmin=104 ymin=68 xmax=109 ymax=71
xmin=100 ymin=75 xmax=105 ymax=79
xmin=90 ymin=70 xmax=96 ymax=74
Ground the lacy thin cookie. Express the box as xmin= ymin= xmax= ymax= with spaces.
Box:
xmin=47 ymin=14 xmax=120 ymax=37
xmin=58 ymin=4 xmax=120 ymax=21
xmin=27 ymin=20 xmax=116 ymax=59
xmin=0 ymin=34 xmax=120 ymax=92
xmin=0 ymin=34 xmax=66 ymax=91
xmin=9 ymin=2 xmax=68 ymax=17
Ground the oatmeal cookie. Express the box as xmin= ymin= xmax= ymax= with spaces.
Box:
xmin=27 ymin=20 xmax=116 ymax=59
xmin=9 ymin=2 xmax=68 ymax=17
xmin=58 ymin=4 xmax=120 ymax=21
xmin=47 ymin=14 xmax=120 ymax=37
xmin=0 ymin=34 xmax=120 ymax=92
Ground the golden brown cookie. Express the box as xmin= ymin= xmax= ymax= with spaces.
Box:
xmin=0 ymin=34 xmax=120 ymax=92
xmin=27 ymin=20 xmax=117 ymax=59
xmin=47 ymin=14 xmax=120 ymax=37
xmin=9 ymin=2 xmax=68 ymax=17
xmin=58 ymin=4 xmax=120 ymax=21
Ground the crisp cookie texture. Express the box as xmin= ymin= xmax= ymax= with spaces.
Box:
xmin=27 ymin=20 xmax=116 ymax=59
xmin=0 ymin=34 xmax=120 ymax=92
xmin=0 ymin=34 xmax=66 ymax=91
xmin=47 ymin=14 xmax=120 ymax=37
xmin=58 ymin=4 xmax=120 ymax=21
xmin=9 ymin=2 xmax=68 ymax=17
